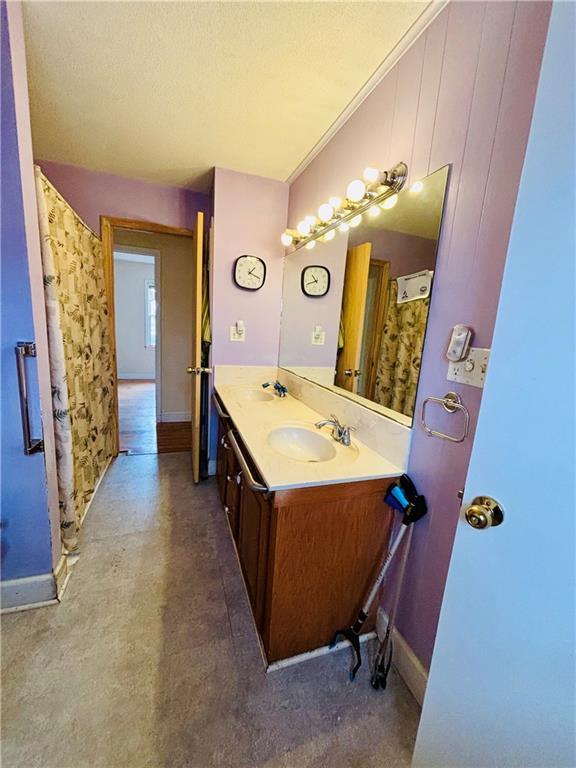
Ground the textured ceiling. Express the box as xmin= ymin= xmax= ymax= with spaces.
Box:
xmin=22 ymin=1 xmax=429 ymax=192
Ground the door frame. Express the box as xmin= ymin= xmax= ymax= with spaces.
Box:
xmin=100 ymin=216 xmax=195 ymax=456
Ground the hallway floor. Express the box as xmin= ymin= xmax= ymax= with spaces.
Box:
xmin=1 ymin=454 xmax=420 ymax=768
xmin=118 ymin=379 xmax=156 ymax=454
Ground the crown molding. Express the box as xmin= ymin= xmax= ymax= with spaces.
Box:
xmin=286 ymin=0 xmax=449 ymax=185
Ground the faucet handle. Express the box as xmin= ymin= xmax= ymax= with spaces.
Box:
xmin=330 ymin=413 xmax=342 ymax=426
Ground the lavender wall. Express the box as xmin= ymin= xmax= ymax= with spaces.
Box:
xmin=289 ymin=1 xmax=551 ymax=668
xmin=1 ymin=1 xmax=53 ymax=580
xmin=211 ymin=168 xmax=288 ymax=366
xmin=37 ymin=160 xmax=210 ymax=233
xmin=279 ymin=234 xmax=348 ymax=368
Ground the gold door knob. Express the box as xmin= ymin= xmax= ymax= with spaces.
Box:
xmin=186 ymin=366 xmax=194 ymax=374
xmin=464 ymin=496 xmax=504 ymax=529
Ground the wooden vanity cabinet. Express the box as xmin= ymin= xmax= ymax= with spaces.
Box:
xmin=262 ymin=479 xmax=396 ymax=662
xmin=215 ymin=411 xmax=241 ymax=540
xmin=238 ymin=482 xmax=271 ymax=629
xmin=213 ymin=392 xmax=398 ymax=664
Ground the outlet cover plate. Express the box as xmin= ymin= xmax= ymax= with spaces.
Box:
xmin=311 ymin=331 xmax=326 ymax=346
xmin=447 ymin=347 xmax=490 ymax=388
xmin=230 ymin=326 xmax=245 ymax=342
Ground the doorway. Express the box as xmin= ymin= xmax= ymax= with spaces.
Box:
xmin=101 ymin=215 xmax=206 ymax=480
xmin=113 ymin=246 xmax=159 ymax=454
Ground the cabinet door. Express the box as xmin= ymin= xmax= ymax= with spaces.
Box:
xmin=223 ymin=449 xmax=241 ymax=540
xmin=238 ymin=482 xmax=271 ymax=629
xmin=216 ymin=417 xmax=229 ymax=504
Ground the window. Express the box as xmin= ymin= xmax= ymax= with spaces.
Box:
xmin=145 ymin=279 xmax=157 ymax=348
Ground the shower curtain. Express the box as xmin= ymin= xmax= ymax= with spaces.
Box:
xmin=35 ymin=168 xmax=115 ymax=550
xmin=373 ymin=279 xmax=429 ymax=418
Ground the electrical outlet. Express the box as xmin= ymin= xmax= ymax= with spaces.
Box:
xmin=447 ymin=347 xmax=490 ymax=388
xmin=229 ymin=325 xmax=245 ymax=342
xmin=311 ymin=330 xmax=325 ymax=345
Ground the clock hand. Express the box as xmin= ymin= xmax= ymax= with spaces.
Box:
xmin=306 ymin=280 xmax=318 ymax=287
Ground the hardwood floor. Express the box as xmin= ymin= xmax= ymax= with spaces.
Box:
xmin=118 ymin=379 xmax=157 ymax=454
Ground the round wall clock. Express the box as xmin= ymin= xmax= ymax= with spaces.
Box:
xmin=233 ymin=255 xmax=267 ymax=291
xmin=301 ymin=265 xmax=331 ymax=297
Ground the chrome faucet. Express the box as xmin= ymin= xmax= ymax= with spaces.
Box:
xmin=262 ymin=380 xmax=288 ymax=398
xmin=315 ymin=414 xmax=355 ymax=447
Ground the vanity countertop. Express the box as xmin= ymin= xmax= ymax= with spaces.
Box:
xmin=215 ymin=384 xmax=404 ymax=491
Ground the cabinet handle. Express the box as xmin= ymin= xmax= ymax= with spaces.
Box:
xmin=227 ymin=430 xmax=269 ymax=494
xmin=213 ymin=393 xmax=230 ymax=420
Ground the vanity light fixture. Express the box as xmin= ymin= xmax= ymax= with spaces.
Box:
xmin=318 ymin=203 xmax=334 ymax=222
xmin=297 ymin=220 xmax=311 ymax=236
xmin=368 ymin=204 xmax=381 ymax=218
xmin=305 ymin=240 xmax=316 ymax=250
xmin=381 ymin=193 xmax=398 ymax=210
xmin=410 ymin=180 xmax=424 ymax=193
xmin=346 ymin=179 xmax=367 ymax=203
xmin=281 ymin=161 xmax=407 ymax=251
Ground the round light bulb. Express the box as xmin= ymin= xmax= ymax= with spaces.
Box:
xmin=305 ymin=240 xmax=315 ymax=250
xmin=363 ymin=167 xmax=380 ymax=183
xmin=410 ymin=180 xmax=424 ymax=193
xmin=305 ymin=215 xmax=317 ymax=226
xmin=381 ymin=193 xmax=398 ymax=210
xmin=297 ymin=220 xmax=311 ymax=236
xmin=323 ymin=229 xmax=335 ymax=241
xmin=349 ymin=214 xmax=362 ymax=228
xmin=368 ymin=205 xmax=381 ymax=218
xmin=346 ymin=179 xmax=366 ymax=203
xmin=329 ymin=196 xmax=342 ymax=210
xmin=338 ymin=221 xmax=349 ymax=233
xmin=318 ymin=203 xmax=334 ymax=222
xmin=280 ymin=232 xmax=293 ymax=247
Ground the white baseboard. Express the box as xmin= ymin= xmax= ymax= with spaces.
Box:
xmin=117 ymin=373 xmax=155 ymax=380
xmin=377 ymin=606 xmax=428 ymax=705
xmin=266 ymin=631 xmax=377 ymax=673
xmin=1 ymin=572 xmax=57 ymax=612
xmin=53 ymin=554 xmax=70 ymax=599
xmin=159 ymin=411 xmax=191 ymax=423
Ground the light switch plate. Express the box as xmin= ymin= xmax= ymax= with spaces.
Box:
xmin=311 ymin=331 xmax=326 ymax=346
xmin=229 ymin=326 xmax=245 ymax=342
xmin=447 ymin=347 xmax=490 ymax=388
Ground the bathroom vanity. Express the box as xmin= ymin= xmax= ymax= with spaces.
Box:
xmin=212 ymin=163 xmax=450 ymax=665
xmin=214 ymin=383 xmax=402 ymax=663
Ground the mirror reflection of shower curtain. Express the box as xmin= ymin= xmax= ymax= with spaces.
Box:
xmin=35 ymin=168 xmax=115 ymax=551
xmin=373 ymin=279 xmax=429 ymax=418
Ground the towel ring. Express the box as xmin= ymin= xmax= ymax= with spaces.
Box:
xmin=420 ymin=392 xmax=470 ymax=443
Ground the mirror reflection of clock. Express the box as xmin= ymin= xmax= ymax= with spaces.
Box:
xmin=234 ymin=255 xmax=266 ymax=290
xmin=301 ymin=265 xmax=330 ymax=297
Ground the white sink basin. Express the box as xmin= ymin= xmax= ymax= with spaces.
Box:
xmin=238 ymin=388 xmax=274 ymax=402
xmin=267 ymin=426 xmax=337 ymax=463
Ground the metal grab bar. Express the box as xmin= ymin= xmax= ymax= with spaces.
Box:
xmin=14 ymin=342 xmax=44 ymax=455
xmin=212 ymin=392 xmax=230 ymax=420
xmin=227 ymin=430 xmax=269 ymax=494
xmin=420 ymin=391 xmax=470 ymax=443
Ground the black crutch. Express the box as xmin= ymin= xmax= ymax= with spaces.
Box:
xmin=330 ymin=475 xmax=427 ymax=681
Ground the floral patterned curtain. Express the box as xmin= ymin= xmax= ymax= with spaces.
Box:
xmin=35 ymin=168 xmax=115 ymax=550
xmin=373 ymin=279 xmax=429 ymax=418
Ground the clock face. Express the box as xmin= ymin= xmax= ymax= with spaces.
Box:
xmin=301 ymin=265 xmax=331 ymax=297
xmin=234 ymin=255 xmax=266 ymax=291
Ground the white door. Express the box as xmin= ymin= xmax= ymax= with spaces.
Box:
xmin=413 ymin=5 xmax=575 ymax=767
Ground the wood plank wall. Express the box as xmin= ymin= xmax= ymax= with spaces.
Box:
xmin=287 ymin=1 xmax=552 ymax=669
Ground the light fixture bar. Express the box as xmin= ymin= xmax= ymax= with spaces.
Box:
xmin=286 ymin=162 xmax=407 ymax=253
xmin=282 ymin=162 xmax=408 ymax=253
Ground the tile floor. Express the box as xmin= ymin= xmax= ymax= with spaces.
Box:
xmin=1 ymin=453 xmax=420 ymax=768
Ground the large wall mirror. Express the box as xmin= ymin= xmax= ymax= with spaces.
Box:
xmin=278 ymin=165 xmax=450 ymax=425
